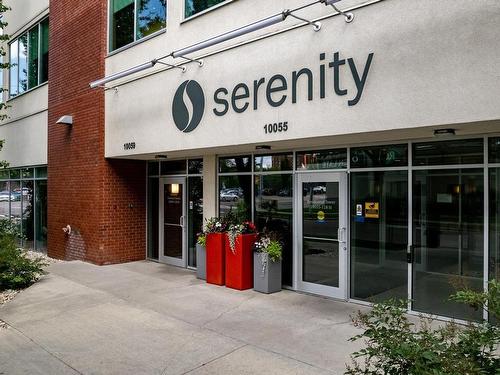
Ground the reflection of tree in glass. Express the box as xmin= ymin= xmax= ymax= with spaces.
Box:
xmin=185 ymin=0 xmax=225 ymax=18
xmin=138 ymin=0 xmax=166 ymax=38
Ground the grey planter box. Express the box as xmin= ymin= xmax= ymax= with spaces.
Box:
xmin=253 ymin=252 xmax=281 ymax=294
xmin=196 ymin=244 xmax=206 ymax=280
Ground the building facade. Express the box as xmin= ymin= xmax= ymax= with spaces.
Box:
xmin=1 ymin=0 xmax=500 ymax=321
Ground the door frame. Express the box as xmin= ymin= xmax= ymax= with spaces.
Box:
xmin=159 ymin=176 xmax=187 ymax=267
xmin=295 ymin=171 xmax=348 ymax=300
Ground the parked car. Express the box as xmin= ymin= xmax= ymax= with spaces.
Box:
xmin=220 ymin=191 xmax=239 ymax=201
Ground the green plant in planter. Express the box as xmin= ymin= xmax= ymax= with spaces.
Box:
xmin=196 ymin=233 xmax=206 ymax=246
xmin=254 ymin=232 xmax=282 ymax=275
xmin=227 ymin=221 xmax=257 ymax=253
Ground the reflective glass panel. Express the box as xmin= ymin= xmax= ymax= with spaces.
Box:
xmin=188 ymin=159 xmax=203 ymax=174
xmin=489 ymin=138 xmax=500 ymax=164
xmin=40 ymin=18 xmax=49 ymax=83
xmin=302 ymin=181 xmax=340 ymax=287
xmin=296 ymin=149 xmax=347 ymax=170
xmin=137 ymin=0 xmax=166 ymax=39
xmin=28 ymin=26 xmax=39 ymax=89
xmin=10 ymin=181 xmax=22 ymax=235
xmin=160 ymin=160 xmax=186 ymax=175
xmin=0 ymin=181 xmax=10 ymax=220
xmin=21 ymin=168 xmax=34 ymax=179
xmin=219 ymin=156 xmax=251 ymax=173
xmin=413 ymin=139 xmax=483 ymax=166
xmin=351 ymin=171 xmax=408 ymax=302
xmin=111 ymin=0 xmax=135 ymax=51
xmin=9 ymin=40 xmax=18 ymax=97
xmin=36 ymin=167 xmax=47 ymax=179
xmin=351 ymin=144 xmax=408 ymax=168
xmin=185 ymin=0 xmax=225 ymax=18
xmin=255 ymin=174 xmax=293 ymax=285
xmin=10 ymin=170 xmax=20 ymax=179
xmin=219 ymin=175 xmax=251 ymax=221
xmin=35 ymin=180 xmax=47 ymax=252
xmin=147 ymin=177 xmax=159 ymax=259
xmin=255 ymin=154 xmax=293 ymax=172
xmin=22 ymin=180 xmax=34 ymax=249
xmin=188 ymin=176 xmax=203 ymax=268
xmin=0 ymin=169 xmax=9 ymax=179
xmin=413 ymin=169 xmax=483 ymax=320
xmin=18 ymin=34 xmax=28 ymax=94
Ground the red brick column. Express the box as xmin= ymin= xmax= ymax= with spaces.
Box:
xmin=47 ymin=1 xmax=146 ymax=264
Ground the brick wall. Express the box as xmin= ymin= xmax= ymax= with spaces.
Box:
xmin=47 ymin=1 xmax=146 ymax=265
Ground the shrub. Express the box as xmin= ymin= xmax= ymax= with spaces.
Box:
xmin=0 ymin=220 xmax=47 ymax=291
xmin=346 ymin=282 xmax=500 ymax=375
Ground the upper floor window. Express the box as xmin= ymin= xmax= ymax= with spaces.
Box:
xmin=9 ymin=17 xmax=49 ymax=99
xmin=185 ymin=0 xmax=226 ymax=18
xmin=110 ymin=0 xmax=166 ymax=52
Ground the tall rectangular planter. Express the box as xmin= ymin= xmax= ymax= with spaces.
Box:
xmin=196 ymin=244 xmax=206 ymax=280
xmin=206 ymin=233 xmax=226 ymax=286
xmin=254 ymin=252 xmax=282 ymax=294
xmin=225 ymin=233 xmax=257 ymax=290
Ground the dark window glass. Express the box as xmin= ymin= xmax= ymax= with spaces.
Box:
xmin=137 ymin=0 xmax=166 ymax=39
xmin=28 ymin=26 xmax=39 ymax=89
xmin=219 ymin=156 xmax=251 ymax=173
xmin=148 ymin=161 xmax=159 ymax=176
xmin=22 ymin=180 xmax=34 ymax=249
xmin=21 ymin=168 xmax=34 ymax=179
xmin=160 ymin=160 xmax=186 ymax=175
xmin=40 ymin=18 xmax=49 ymax=83
xmin=413 ymin=169 xmax=483 ymax=320
xmin=111 ymin=0 xmax=135 ymax=51
xmin=413 ymin=139 xmax=483 ymax=166
xmin=147 ymin=177 xmax=159 ymax=259
xmin=219 ymin=175 xmax=251 ymax=221
xmin=35 ymin=180 xmax=47 ymax=252
xmin=9 ymin=40 xmax=19 ymax=97
xmin=488 ymin=138 xmax=500 ymax=163
xmin=18 ymin=34 xmax=28 ymax=94
xmin=188 ymin=159 xmax=203 ymax=174
xmin=255 ymin=154 xmax=293 ymax=172
xmin=36 ymin=167 xmax=47 ymax=178
xmin=10 ymin=181 xmax=21 ymax=234
xmin=185 ymin=0 xmax=226 ymax=18
xmin=0 ymin=181 xmax=9 ymax=220
xmin=10 ymin=169 xmax=20 ymax=179
xmin=296 ymin=149 xmax=347 ymax=170
xmin=188 ymin=176 xmax=203 ymax=268
xmin=0 ymin=169 xmax=9 ymax=179
xmin=490 ymin=168 xmax=500 ymax=282
xmin=350 ymin=171 xmax=408 ymax=302
xmin=255 ymin=174 xmax=293 ymax=285
xmin=351 ymin=144 xmax=408 ymax=168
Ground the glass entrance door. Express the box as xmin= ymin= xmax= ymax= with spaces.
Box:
xmin=297 ymin=172 xmax=347 ymax=299
xmin=159 ymin=177 xmax=186 ymax=267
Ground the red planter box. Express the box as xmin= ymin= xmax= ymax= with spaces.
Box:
xmin=206 ymin=233 xmax=226 ymax=286
xmin=225 ymin=233 xmax=257 ymax=290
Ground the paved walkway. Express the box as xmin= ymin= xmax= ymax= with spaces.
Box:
xmin=0 ymin=261 xmax=367 ymax=375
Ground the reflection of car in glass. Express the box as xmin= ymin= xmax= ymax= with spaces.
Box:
xmin=277 ymin=189 xmax=291 ymax=197
xmin=313 ymin=186 xmax=327 ymax=194
xmin=220 ymin=191 xmax=239 ymax=201
xmin=0 ymin=191 xmax=21 ymax=201
xmin=262 ymin=188 xmax=275 ymax=196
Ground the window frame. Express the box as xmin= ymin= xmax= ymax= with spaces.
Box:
xmin=108 ymin=0 xmax=167 ymax=54
xmin=182 ymin=0 xmax=233 ymax=22
xmin=8 ymin=16 xmax=49 ymax=100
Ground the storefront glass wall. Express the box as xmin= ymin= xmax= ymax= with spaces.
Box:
xmin=219 ymin=156 xmax=252 ymax=221
xmin=0 ymin=166 xmax=47 ymax=252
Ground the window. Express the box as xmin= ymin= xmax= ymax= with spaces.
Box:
xmin=351 ymin=144 xmax=408 ymax=168
xmin=8 ymin=18 xmax=49 ymax=98
xmin=185 ymin=0 xmax=226 ymax=18
xmin=110 ymin=0 xmax=166 ymax=52
xmin=296 ymin=149 xmax=347 ymax=170
xmin=413 ymin=139 xmax=483 ymax=166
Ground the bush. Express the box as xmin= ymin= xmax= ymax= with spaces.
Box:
xmin=0 ymin=220 xmax=47 ymax=291
xmin=346 ymin=281 xmax=500 ymax=375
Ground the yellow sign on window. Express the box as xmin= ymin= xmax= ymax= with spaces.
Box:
xmin=365 ymin=202 xmax=379 ymax=219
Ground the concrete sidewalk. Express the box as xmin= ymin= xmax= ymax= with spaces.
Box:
xmin=0 ymin=261 xmax=366 ymax=375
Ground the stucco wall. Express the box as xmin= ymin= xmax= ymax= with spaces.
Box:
xmin=104 ymin=0 xmax=500 ymax=158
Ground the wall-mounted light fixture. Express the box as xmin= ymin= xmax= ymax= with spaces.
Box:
xmin=155 ymin=155 xmax=167 ymax=159
xmin=433 ymin=128 xmax=456 ymax=137
xmin=170 ymin=183 xmax=180 ymax=195
xmin=56 ymin=115 xmax=73 ymax=126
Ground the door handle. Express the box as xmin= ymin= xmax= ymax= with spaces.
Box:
xmin=338 ymin=227 xmax=346 ymax=243
xmin=180 ymin=216 xmax=184 ymax=227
